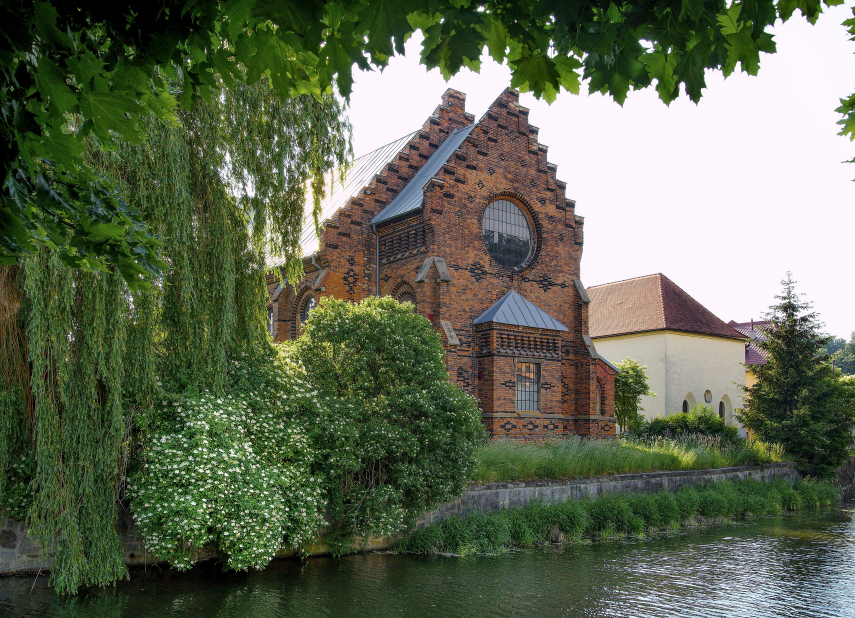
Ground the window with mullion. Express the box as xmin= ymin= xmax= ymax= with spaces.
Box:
xmin=515 ymin=362 xmax=540 ymax=412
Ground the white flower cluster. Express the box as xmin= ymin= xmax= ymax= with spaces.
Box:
xmin=128 ymin=389 xmax=325 ymax=571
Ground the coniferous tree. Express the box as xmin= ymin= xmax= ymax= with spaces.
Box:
xmin=738 ymin=275 xmax=855 ymax=477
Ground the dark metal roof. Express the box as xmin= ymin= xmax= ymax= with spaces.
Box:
xmin=473 ymin=290 xmax=568 ymax=331
xmin=371 ymin=124 xmax=475 ymax=225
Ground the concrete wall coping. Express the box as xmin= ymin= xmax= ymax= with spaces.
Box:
xmin=466 ymin=462 xmax=797 ymax=492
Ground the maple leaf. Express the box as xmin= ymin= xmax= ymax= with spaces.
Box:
xmin=553 ymin=55 xmax=583 ymax=96
xmin=674 ymin=43 xmax=708 ymax=102
xmin=35 ymin=58 xmax=79 ymax=115
xmin=680 ymin=0 xmax=706 ymax=22
xmin=78 ymin=88 xmax=145 ymax=143
xmin=644 ymin=50 xmax=679 ymax=105
xmin=511 ymin=54 xmax=561 ymax=101
xmin=483 ymin=17 xmax=510 ymax=63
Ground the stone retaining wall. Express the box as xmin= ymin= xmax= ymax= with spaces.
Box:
xmin=416 ymin=462 xmax=799 ymax=527
xmin=0 ymin=460 xmax=811 ymax=576
xmin=836 ymin=455 xmax=855 ymax=501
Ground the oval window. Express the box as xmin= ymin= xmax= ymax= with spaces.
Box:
xmin=482 ymin=199 xmax=533 ymax=268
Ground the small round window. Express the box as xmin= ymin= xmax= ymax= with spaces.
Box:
xmin=482 ymin=199 xmax=533 ymax=269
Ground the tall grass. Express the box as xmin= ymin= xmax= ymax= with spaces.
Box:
xmin=398 ymin=478 xmax=838 ymax=556
xmin=473 ymin=435 xmax=787 ymax=483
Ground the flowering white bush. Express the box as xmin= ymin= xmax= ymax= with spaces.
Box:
xmin=129 ymin=381 xmax=324 ymax=570
xmin=128 ymin=296 xmax=484 ymax=568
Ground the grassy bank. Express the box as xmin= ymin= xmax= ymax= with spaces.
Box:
xmin=398 ymin=478 xmax=837 ymax=556
xmin=473 ymin=435 xmax=787 ymax=483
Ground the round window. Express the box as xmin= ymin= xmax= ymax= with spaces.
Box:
xmin=482 ymin=199 xmax=533 ymax=268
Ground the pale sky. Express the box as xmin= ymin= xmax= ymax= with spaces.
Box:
xmin=343 ymin=4 xmax=855 ymax=339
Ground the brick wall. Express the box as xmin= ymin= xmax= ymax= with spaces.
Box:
xmin=267 ymin=88 xmax=615 ymax=439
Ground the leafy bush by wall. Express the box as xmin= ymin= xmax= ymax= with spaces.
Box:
xmin=129 ymin=296 xmax=485 ymax=565
xmin=637 ymin=404 xmax=739 ymax=441
xmin=292 ymin=296 xmax=485 ymax=550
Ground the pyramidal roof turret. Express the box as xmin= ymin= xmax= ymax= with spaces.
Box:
xmin=474 ymin=290 xmax=568 ymax=331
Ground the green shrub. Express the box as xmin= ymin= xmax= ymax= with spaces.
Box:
xmin=628 ymin=494 xmax=662 ymax=528
xmin=544 ymin=501 xmax=590 ymax=538
xmin=814 ymin=481 xmax=840 ymax=506
xmin=639 ymin=404 xmax=739 ymax=441
xmin=586 ymin=495 xmax=644 ymax=536
xmin=697 ymin=490 xmax=729 ymax=519
xmin=293 ymin=296 xmax=485 ymax=549
xmin=780 ymin=487 xmax=804 ymax=511
xmin=675 ymin=487 xmax=700 ymax=520
xmin=652 ymin=491 xmax=681 ymax=526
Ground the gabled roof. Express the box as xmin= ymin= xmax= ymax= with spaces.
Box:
xmin=266 ymin=131 xmax=417 ymax=267
xmin=728 ymin=320 xmax=771 ymax=364
xmin=587 ymin=274 xmax=746 ymax=341
xmin=473 ymin=290 xmax=568 ymax=331
xmin=372 ymin=124 xmax=476 ymax=225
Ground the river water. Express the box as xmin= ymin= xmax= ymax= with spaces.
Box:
xmin=1 ymin=506 xmax=854 ymax=618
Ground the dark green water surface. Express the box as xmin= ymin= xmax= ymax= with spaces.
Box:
xmin=2 ymin=506 xmax=854 ymax=618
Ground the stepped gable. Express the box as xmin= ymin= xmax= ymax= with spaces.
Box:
xmin=587 ymin=274 xmax=746 ymax=340
xmin=474 ymin=290 xmax=568 ymax=331
xmin=266 ymin=88 xmax=476 ymax=266
xmin=372 ymin=124 xmax=476 ymax=225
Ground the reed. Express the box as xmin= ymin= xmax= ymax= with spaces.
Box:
xmin=397 ymin=478 xmax=838 ymax=556
xmin=472 ymin=435 xmax=787 ymax=483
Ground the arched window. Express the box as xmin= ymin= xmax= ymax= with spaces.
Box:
xmin=719 ymin=401 xmax=725 ymax=419
xmin=704 ymin=390 xmax=712 ymax=404
xmin=482 ymin=199 xmax=533 ymax=268
xmin=596 ymin=380 xmax=603 ymax=415
xmin=300 ymin=296 xmax=316 ymax=324
xmin=682 ymin=399 xmax=689 ymax=413
xmin=398 ymin=292 xmax=415 ymax=305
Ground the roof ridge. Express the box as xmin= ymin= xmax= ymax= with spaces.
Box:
xmin=352 ymin=130 xmax=419 ymax=161
xmin=656 ymin=273 xmax=666 ymax=328
xmin=586 ymin=273 xmax=663 ymax=290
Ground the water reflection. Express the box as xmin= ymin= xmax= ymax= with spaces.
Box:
xmin=1 ymin=507 xmax=853 ymax=618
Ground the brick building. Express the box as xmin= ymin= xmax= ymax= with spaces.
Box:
xmin=267 ymin=88 xmax=616 ymax=439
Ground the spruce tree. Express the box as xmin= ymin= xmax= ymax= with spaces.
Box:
xmin=739 ymin=274 xmax=855 ymax=477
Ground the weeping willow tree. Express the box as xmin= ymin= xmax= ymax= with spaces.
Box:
xmin=0 ymin=79 xmax=351 ymax=594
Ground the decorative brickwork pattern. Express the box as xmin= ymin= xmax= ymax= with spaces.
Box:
xmin=267 ymin=88 xmax=615 ymax=439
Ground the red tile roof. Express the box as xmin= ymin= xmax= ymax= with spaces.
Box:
xmin=727 ymin=320 xmax=771 ymax=365
xmin=587 ymin=274 xmax=747 ymax=341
